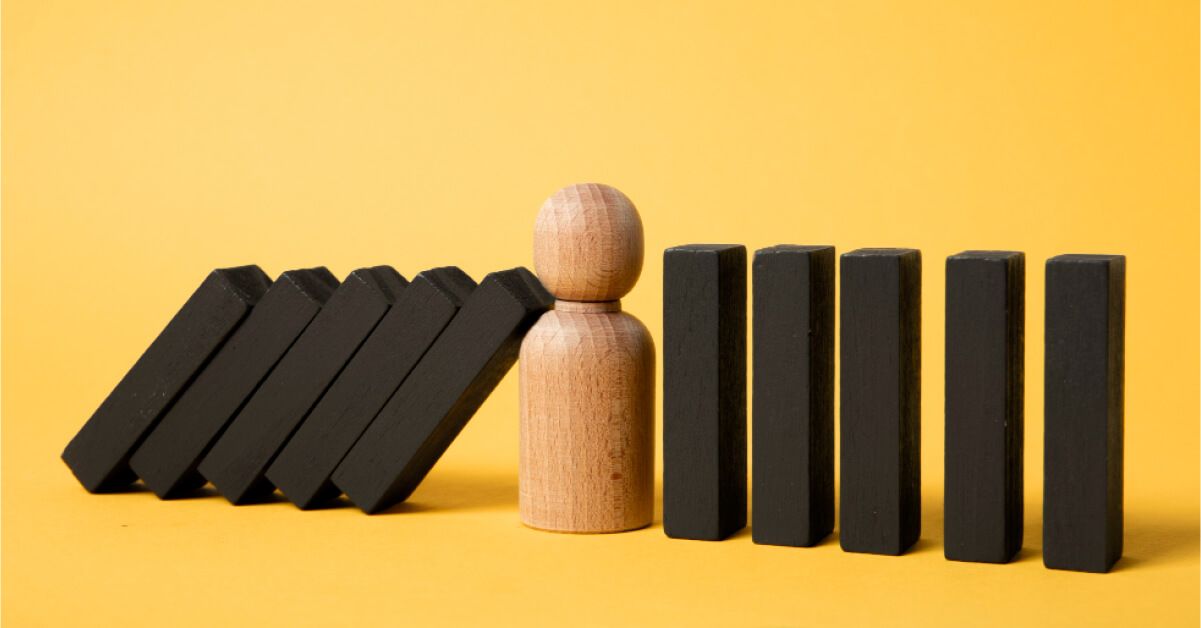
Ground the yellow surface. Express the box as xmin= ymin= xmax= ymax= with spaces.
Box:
xmin=2 ymin=1 xmax=1198 ymax=626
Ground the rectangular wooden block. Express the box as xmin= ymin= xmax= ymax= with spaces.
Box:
xmin=198 ymin=267 xmax=409 ymax=504
xmin=945 ymin=251 xmax=1024 ymax=563
xmin=663 ymin=244 xmax=748 ymax=541
xmin=266 ymin=267 xmax=476 ymax=509
xmin=61 ymin=266 xmax=272 ymax=492
xmin=331 ymin=267 xmax=552 ymax=514
xmin=840 ymin=248 xmax=921 ymax=555
xmin=129 ymin=268 xmax=338 ymax=498
xmin=751 ymin=245 xmax=834 ymax=547
xmin=1044 ymin=254 xmax=1125 ymax=573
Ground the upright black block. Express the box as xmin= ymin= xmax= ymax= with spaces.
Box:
xmin=331 ymin=267 xmax=552 ymax=514
xmin=840 ymin=248 xmax=921 ymax=555
xmin=267 ymin=267 xmax=476 ymax=509
xmin=1044 ymin=254 xmax=1125 ymax=573
xmin=129 ymin=268 xmax=338 ymax=498
xmin=751 ymin=245 xmax=834 ymax=547
xmin=198 ymin=267 xmax=409 ymax=504
xmin=945 ymin=251 xmax=1024 ymax=563
xmin=61 ymin=266 xmax=272 ymax=492
xmin=663 ymin=244 xmax=747 ymax=541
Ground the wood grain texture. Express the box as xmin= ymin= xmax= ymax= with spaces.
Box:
xmin=1044 ymin=254 xmax=1125 ymax=573
xmin=944 ymin=251 xmax=1025 ymax=564
xmin=332 ymin=267 xmax=553 ymax=514
xmin=267 ymin=267 xmax=476 ymax=509
xmin=663 ymin=244 xmax=747 ymax=541
xmin=62 ymin=265 xmax=272 ymax=492
xmin=129 ymin=268 xmax=338 ymax=499
xmin=840 ymin=248 xmax=921 ymax=556
xmin=751 ymin=245 xmax=834 ymax=548
xmin=519 ymin=301 xmax=655 ymax=533
xmin=533 ymin=183 xmax=643 ymax=302
xmin=198 ymin=266 xmax=408 ymax=505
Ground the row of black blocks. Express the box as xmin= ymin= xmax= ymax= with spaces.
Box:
xmin=662 ymin=245 xmax=1125 ymax=573
xmin=62 ymin=265 xmax=554 ymax=513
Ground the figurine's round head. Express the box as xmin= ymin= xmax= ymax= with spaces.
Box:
xmin=533 ymin=183 xmax=644 ymax=302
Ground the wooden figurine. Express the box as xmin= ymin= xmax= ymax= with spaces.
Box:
xmin=519 ymin=183 xmax=655 ymax=533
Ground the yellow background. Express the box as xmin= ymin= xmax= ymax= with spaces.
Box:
xmin=3 ymin=1 xmax=1197 ymax=625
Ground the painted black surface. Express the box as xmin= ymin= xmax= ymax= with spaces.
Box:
xmin=1044 ymin=254 xmax=1125 ymax=573
xmin=945 ymin=251 xmax=1024 ymax=563
xmin=198 ymin=267 xmax=408 ymax=504
xmin=839 ymin=248 xmax=921 ymax=556
xmin=751 ymin=245 xmax=834 ymax=547
xmin=663 ymin=244 xmax=748 ymax=541
xmin=62 ymin=266 xmax=271 ymax=492
xmin=331 ymin=268 xmax=552 ymax=514
xmin=129 ymin=268 xmax=338 ymax=498
xmin=267 ymin=267 xmax=476 ymax=509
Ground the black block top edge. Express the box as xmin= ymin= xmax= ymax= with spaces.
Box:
xmin=1047 ymin=254 xmax=1126 ymax=266
xmin=755 ymin=244 xmax=835 ymax=256
xmin=481 ymin=267 xmax=555 ymax=312
xmin=212 ymin=265 xmax=273 ymax=304
xmin=417 ymin=266 xmax=478 ymax=306
xmin=948 ymin=250 xmax=1024 ymax=261
xmin=277 ymin=267 xmax=340 ymax=304
xmin=347 ymin=266 xmax=409 ymax=303
xmin=664 ymin=244 xmax=746 ymax=255
xmin=842 ymin=247 xmax=920 ymax=258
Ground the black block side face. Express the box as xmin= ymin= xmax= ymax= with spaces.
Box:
xmin=1044 ymin=254 xmax=1125 ymax=573
xmin=331 ymin=267 xmax=552 ymax=514
xmin=751 ymin=245 xmax=835 ymax=547
xmin=198 ymin=267 xmax=409 ymax=504
xmin=129 ymin=268 xmax=338 ymax=499
xmin=944 ymin=251 xmax=1024 ymax=563
xmin=839 ymin=248 xmax=921 ymax=556
xmin=61 ymin=266 xmax=272 ymax=492
xmin=267 ymin=267 xmax=476 ymax=509
xmin=663 ymin=244 xmax=748 ymax=541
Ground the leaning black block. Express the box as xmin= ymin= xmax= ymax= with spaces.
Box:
xmin=751 ymin=245 xmax=834 ymax=547
xmin=840 ymin=248 xmax=921 ymax=556
xmin=331 ymin=267 xmax=552 ymax=514
xmin=945 ymin=251 xmax=1024 ymax=563
xmin=1044 ymin=254 xmax=1125 ymax=573
xmin=267 ymin=267 xmax=476 ymax=509
xmin=198 ymin=267 xmax=409 ymax=504
xmin=129 ymin=268 xmax=338 ymax=498
xmin=61 ymin=266 xmax=272 ymax=492
xmin=663 ymin=244 xmax=748 ymax=541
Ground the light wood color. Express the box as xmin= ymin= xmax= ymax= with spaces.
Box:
xmin=519 ymin=305 xmax=655 ymax=532
xmin=520 ymin=183 xmax=655 ymax=533
xmin=533 ymin=183 xmax=644 ymax=302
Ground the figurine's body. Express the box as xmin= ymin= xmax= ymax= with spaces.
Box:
xmin=519 ymin=183 xmax=654 ymax=533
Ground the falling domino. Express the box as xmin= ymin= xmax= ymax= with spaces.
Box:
xmin=198 ymin=267 xmax=409 ymax=504
xmin=267 ymin=267 xmax=476 ymax=509
xmin=62 ymin=266 xmax=272 ymax=492
xmin=130 ymin=268 xmax=338 ymax=498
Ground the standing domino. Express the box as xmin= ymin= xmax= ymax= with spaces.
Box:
xmin=519 ymin=183 xmax=655 ymax=533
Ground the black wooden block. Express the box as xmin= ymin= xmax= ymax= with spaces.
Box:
xmin=267 ymin=267 xmax=476 ymax=509
xmin=663 ymin=244 xmax=748 ymax=541
xmin=331 ymin=267 xmax=552 ymax=514
xmin=840 ymin=248 xmax=921 ymax=555
xmin=198 ymin=266 xmax=409 ymax=504
xmin=751 ymin=245 xmax=834 ymax=547
xmin=61 ymin=266 xmax=272 ymax=492
xmin=129 ymin=268 xmax=338 ymax=498
xmin=1044 ymin=254 xmax=1125 ymax=573
xmin=945 ymin=251 xmax=1024 ymax=563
